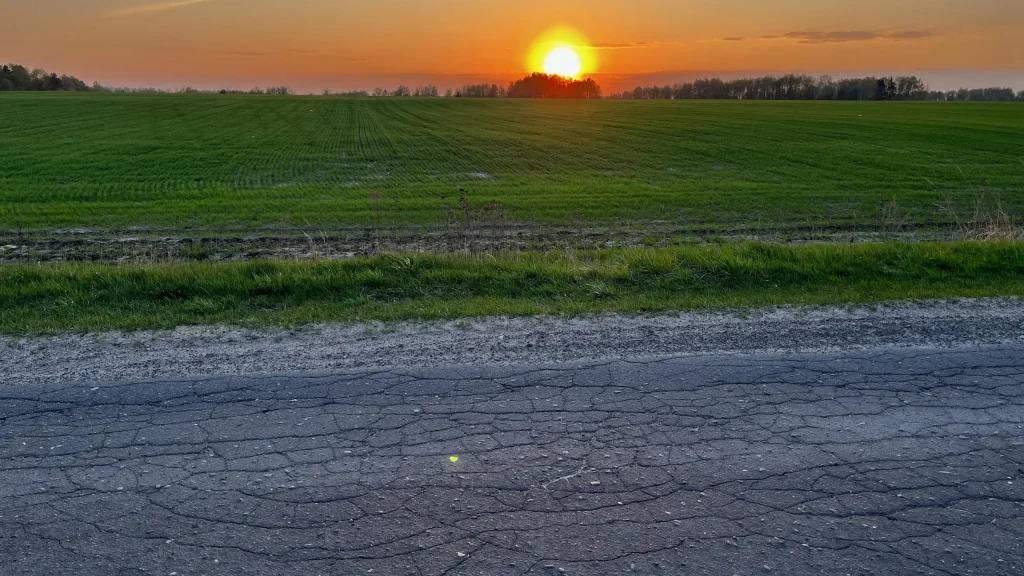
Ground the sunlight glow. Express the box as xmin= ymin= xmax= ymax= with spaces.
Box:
xmin=543 ymin=47 xmax=583 ymax=78
xmin=527 ymin=27 xmax=597 ymax=79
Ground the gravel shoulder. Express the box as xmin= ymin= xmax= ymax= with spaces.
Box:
xmin=3 ymin=297 xmax=1023 ymax=386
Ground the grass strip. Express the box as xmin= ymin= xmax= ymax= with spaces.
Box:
xmin=2 ymin=241 xmax=1023 ymax=335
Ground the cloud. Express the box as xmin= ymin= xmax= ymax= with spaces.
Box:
xmin=783 ymin=31 xmax=876 ymax=43
xmin=205 ymin=50 xmax=269 ymax=57
xmin=107 ymin=0 xmax=212 ymax=17
xmin=721 ymin=30 xmax=936 ymax=44
xmin=589 ymin=42 xmax=654 ymax=50
xmin=778 ymin=30 xmax=936 ymax=44
xmin=885 ymin=30 xmax=935 ymax=40
xmin=585 ymin=41 xmax=685 ymax=51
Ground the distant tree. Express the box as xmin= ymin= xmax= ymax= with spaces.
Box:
xmin=895 ymin=76 xmax=927 ymax=100
xmin=987 ymin=87 xmax=1016 ymax=101
xmin=1 ymin=65 xmax=27 ymax=90
xmin=0 ymin=64 xmax=101 ymax=92
xmin=0 ymin=62 xmax=1018 ymax=101
xmin=505 ymin=73 xmax=601 ymax=99
xmin=606 ymin=75 xmax=1024 ymax=102
xmin=413 ymin=84 xmax=439 ymax=97
xmin=816 ymin=75 xmax=838 ymax=100
xmin=607 ymin=73 xmax=1024 ymax=102
xmin=459 ymin=83 xmax=504 ymax=98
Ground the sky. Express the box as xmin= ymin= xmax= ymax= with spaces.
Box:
xmin=3 ymin=0 xmax=1023 ymax=93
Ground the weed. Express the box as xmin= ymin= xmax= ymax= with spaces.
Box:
xmin=938 ymin=193 xmax=1022 ymax=241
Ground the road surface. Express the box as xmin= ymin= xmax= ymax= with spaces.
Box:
xmin=2 ymin=345 xmax=1023 ymax=575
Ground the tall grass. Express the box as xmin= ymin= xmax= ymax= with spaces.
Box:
xmin=2 ymin=242 xmax=1022 ymax=334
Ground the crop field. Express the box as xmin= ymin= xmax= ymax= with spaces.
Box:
xmin=2 ymin=94 xmax=1023 ymax=237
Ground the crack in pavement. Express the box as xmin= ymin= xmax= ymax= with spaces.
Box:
xmin=1 ymin=345 xmax=1023 ymax=575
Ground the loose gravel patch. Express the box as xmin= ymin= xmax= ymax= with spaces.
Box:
xmin=3 ymin=298 xmax=1023 ymax=386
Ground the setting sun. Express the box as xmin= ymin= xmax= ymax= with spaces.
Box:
xmin=527 ymin=27 xmax=596 ymax=79
xmin=543 ymin=47 xmax=582 ymax=79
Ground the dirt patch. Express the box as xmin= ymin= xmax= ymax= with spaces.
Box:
xmin=0 ymin=221 xmax=953 ymax=263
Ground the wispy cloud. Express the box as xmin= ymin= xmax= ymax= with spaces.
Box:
xmin=782 ymin=31 xmax=878 ymax=43
xmin=107 ymin=0 xmax=212 ymax=18
xmin=720 ymin=30 xmax=937 ymax=44
xmin=590 ymin=42 xmax=653 ymax=50
xmin=779 ymin=30 xmax=936 ymax=44
xmin=585 ymin=41 xmax=681 ymax=51
xmin=884 ymin=30 xmax=935 ymax=41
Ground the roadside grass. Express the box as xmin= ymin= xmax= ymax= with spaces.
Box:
xmin=2 ymin=241 xmax=1023 ymax=334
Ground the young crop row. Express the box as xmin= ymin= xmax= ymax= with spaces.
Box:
xmin=1 ymin=95 xmax=1022 ymax=232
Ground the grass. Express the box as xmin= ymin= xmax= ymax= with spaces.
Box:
xmin=2 ymin=241 xmax=1023 ymax=334
xmin=2 ymin=94 xmax=1023 ymax=234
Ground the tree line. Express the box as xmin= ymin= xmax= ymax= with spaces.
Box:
xmin=370 ymin=75 xmax=602 ymax=99
xmin=507 ymin=74 xmax=602 ymax=99
xmin=6 ymin=63 xmax=1020 ymax=102
xmin=1 ymin=63 xmax=96 ymax=92
xmin=369 ymin=75 xmax=602 ymax=99
xmin=370 ymin=85 xmax=441 ymax=97
xmin=1 ymin=63 xmax=299 ymax=94
xmin=609 ymin=75 xmax=1024 ymax=102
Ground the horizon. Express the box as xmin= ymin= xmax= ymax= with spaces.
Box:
xmin=4 ymin=0 xmax=1023 ymax=93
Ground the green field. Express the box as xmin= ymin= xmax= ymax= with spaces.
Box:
xmin=2 ymin=94 xmax=1022 ymax=234
xmin=2 ymin=242 xmax=1022 ymax=334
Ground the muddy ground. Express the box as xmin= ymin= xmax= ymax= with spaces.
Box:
xmin=0 ymin=221 xmax=950 ymax=263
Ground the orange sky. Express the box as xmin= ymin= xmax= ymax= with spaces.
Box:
xmin=4 ymin=0 xmax=1023 ymax=92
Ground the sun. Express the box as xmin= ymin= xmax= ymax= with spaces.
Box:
xmin=528 ymin=27 xmax=596 ymax=79
xmin=543 ymin=47 xmax=582 ymax=79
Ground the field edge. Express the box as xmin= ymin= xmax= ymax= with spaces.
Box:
xmin=2 ymin=240 xmax=1023 ymax=335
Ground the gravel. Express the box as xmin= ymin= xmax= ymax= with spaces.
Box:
xmin=3 ymin=297 xmax=1023 ymax=386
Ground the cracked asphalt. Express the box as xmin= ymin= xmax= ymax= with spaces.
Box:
xmin=2 ymin=345 xmax=1023 ymax=575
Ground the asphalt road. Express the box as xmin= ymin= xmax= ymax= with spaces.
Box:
xmin=2 ymin=346 xmax=1023 ymax=575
